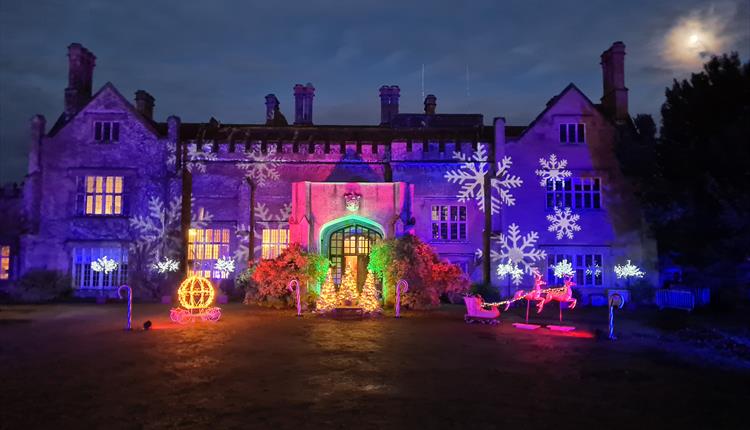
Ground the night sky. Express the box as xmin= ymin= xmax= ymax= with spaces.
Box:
xmin=1 ymin=0 xmax=748 ymax=182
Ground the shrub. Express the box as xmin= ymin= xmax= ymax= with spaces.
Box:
xmin=14 ymin=269 xmax=72 ymax=302
xmin=242 ymin=244 xmax=330 ymax=307
xmin=368 ymin=235 xmax=470 ymax=309
xmin=470 ymin=283 xmax=502 ymax=303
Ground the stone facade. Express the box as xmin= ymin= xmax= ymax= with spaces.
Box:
xmin=0 ymin=41 xmax=656 ymax=303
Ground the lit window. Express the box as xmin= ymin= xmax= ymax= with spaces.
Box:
xmin=79 ymin=176 xmax=124 ymax=215
xmin=559 ymin=123 xmax=585 ymax=144
xmin=0 ymin=245 xmax=10 ymax=280
xmin=546 ymin=253 xmax=603 ymax=287
xmin=546 ymin=177 xmax=601 ymax=210
xmin=431 ymin=205 xmax=467 ymax=241
xmin=262 ymin=227 xmax=289 ymax=259
xmin=72 ymin=246 xmax=128 ymax=289
xmin=188 ymin=228 xmax=231 ymax=279
xmin=94 ymin=121 xmax=120 ymax=142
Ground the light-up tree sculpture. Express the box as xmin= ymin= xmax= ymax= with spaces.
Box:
xmin=497 ymin=261 xmax=523 ymax=297
xmin=359 ymin=271 xmax=381 ymax=313
xmin=337 ymin=265 xmax=359 ymax=306
xmin=316 ymin=270 xmax=337 ymax=313
xmin=614 ymin=260 xmax=645 ymax=287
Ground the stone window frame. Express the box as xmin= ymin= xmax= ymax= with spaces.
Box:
xmin=93 ymin=120 xmax=120 ymax=142
xmin=545 ymin=177 xmax=602 ymax=211
xmin=77 ymin=175 xmax=125 ymax=216
xmin=430 ymin=204 xmax=468 ymax=242
xmin=261 ymin=226 xmax=289 ymax=260
xmin=188 ymin=227 xmax=232 ymax=279
xmin=559 ymin=123 xmax=586 ymax=144
xmin=71 ymin=245 xmax=128 ymax=290
xmin=0 ymin=245 xmax=10 ymax=280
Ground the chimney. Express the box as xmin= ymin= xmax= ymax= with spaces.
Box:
xmin=600 ymin=41 xmax=629 ymax=122
xmin=265 ymin=94 xmax=279 ymax=123
xmin=379 ymin=85 xmax=400 ymax=125
xmin=135 ymin=90 xmax=155 ymax=120
xmin=294 ymin=83 xmax=315 ymax=125
xmin=64 ymin=43 xmax=96 ymax=118
xmin=424 ymin=94 xmax=437 ymax=115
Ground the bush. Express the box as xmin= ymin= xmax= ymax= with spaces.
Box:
xmin=241 ymin=244 xmax=330 ymax=308
xmin=369 ymin=235 xmax=470 ymax=309
xmin=469 ymin=283 xmax=502 ymax=303
xmin=13 ymin=269 xmax=72 ymax=302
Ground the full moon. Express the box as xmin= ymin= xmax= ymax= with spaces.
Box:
xmin=664 ymin=16 xmax=724 ymax=69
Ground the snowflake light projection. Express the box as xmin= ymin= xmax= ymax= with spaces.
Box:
xmin=214 ymin=256 xmax=236 ymax=276
xmin=496 ymin=262 xmax=524 ymax=285
xmin=129 ymin=195 xmax=213 ymax=265
xmin=553 ymin=259 xmax=575 ymax=279
xmin=236 ymin=145 xmax=281 ymax=187
xmin=152 ymin=257 xmax=179 ymax=274
xmin=444 ymin=143 xmax=523 ymax=215
xmin=614 ymin=260 xmax=645 ymax=279
xmin=92 ymin=256 xmax=118 ymax=274
xmin=546 ymin=207 xmax=582 ymax=240
xmin=489 ymin=223 xmax=546 ymax=284
xmin=185 ymin=143 xmax=219 ymax=173
xmin=234 ymin=202 xmax=292 ymax=262
xmin=534 ymin=154 xmax=571 ymax=186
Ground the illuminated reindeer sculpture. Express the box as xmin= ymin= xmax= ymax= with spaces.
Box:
xmin=541 ymin=274 xmax=577 ymax=321
xmin=506 ymin=269 xmax=547 ymax=321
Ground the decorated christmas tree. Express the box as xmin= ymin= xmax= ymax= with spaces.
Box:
xmin=316 ymin=269 xmax=337 ymax=313
xmin=359 ymin=271 xmax=381 ymax=313
xmin=337 ymin=265 xmax=359 ymax=306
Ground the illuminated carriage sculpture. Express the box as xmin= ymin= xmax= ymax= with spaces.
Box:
xmin=170 ymin=275 xmax=222 ymax=324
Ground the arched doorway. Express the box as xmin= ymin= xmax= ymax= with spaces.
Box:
xmin=327 ymin=224 xmax=382 ymax=287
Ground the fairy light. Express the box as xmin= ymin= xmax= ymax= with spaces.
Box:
xmin=170 ymin=275 xmax=222 ymax=323
xmin=214 ymin=256 xmax=235 ymax=276
xmin=585 ymin=263 xmax=602 ymax=277
xmin=553 ymin=259 xmax=574 ymax=279
xmin=614 ymin=260 xmax=645 ymax=279
xmin=152 ymin=257 xmax=179 ymax=274
xmin=92 ymin=256 xmax=118 ymax=274
xmin=482 ymin=286 xmax=569 ymax=308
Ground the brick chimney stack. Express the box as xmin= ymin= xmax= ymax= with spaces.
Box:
xmin=424 ymin=94 xmax=437 ymax=115
xmin=379 ymin=85 xmax=400 ymax=125
xmin=135 ymin=90 xmax=155 ymax=120
xmin=64 ymin=43 xmax=96 ymax=118
xmin=600 ymin=41 xmax=629 ymax=122
xmin=294 ymin=83 xmax=315 ymax=125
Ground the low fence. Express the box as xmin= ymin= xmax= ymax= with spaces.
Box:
xmin=655 ymin=288 xmax=710 ymax=311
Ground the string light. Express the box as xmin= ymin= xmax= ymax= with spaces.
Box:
xmin=614 ymin=260 xmax=645 ymax=279
xmin=553 ymin=259 xmax=574 ymax=279
xmin=170 ymin=275 xmax=221 ymax=323
xmin=92 ymin=256 xmax=118 ymax=274
xmin=359 ymin=272 xmax=381 ymax=313
xmin=152 ymin=257 xmax=179 ymax=274
xmin=214 ymin=256 xmax=235 ymax=276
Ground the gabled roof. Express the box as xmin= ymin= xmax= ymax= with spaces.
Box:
xmin=47 ymin=82 xmax=160 ymax=137
xmin=515 ymin=83 xmax=614 ymax=140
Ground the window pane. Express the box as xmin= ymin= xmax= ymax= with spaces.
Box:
xmin=440 ymin=206 xmax=448 ymax=221
xmin=432 ymin=223 xmax=440 ymax=239
xmin=577 ymin=123 xmax=585 ymax=143
xmin=112 ymin=122 xmax=120 ymax=141
xmin=87 ymin=176 xmax=95 ymax=192
xmin=459 ymin=223 xmax=466 ymax=240
xmin=103 ymin=122 xmax=111 ymax=140
xmin=104 ymin=195 xmax=112 ymax=214
xmin=95 ymin=195 xmax=103 ymax=214
xmin=459 ymin=206 xmax=466 ymax=221
xmin=114 ymin=196 xmax=122 ymax=214
xmin=95 ymin=177 xmax=103 ymax=193
xmin=440 ymin=223 xmax=448 ymax=239
xmin=568 ymin=124 xmax=577 ymax=143
xmin=450 ymin=223 xmax=457 ymax=240
xmin=95 ymin=122 xmax=102 ymax=140
xmin=559 ymin=124 xmax=566 ymax=143
xmin=432 ymin=206 xmax=439 ymax=221
xmin=450 ymin=206 xmax=457 ymax=221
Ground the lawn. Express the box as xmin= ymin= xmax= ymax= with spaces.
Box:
xmin=1 ymin=303 xmax=747 ymax=429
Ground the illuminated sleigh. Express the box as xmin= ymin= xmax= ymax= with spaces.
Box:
xmin=170 ymin=276 xmax=222 ymax=324
xmin=463 ymin=296 xmax=500 ymax=324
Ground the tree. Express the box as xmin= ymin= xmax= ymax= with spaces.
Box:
xmin=368 ymin=235 xmax=470 ymax=308
xmin=337 ymin=264 xmax=359 ymax=306
xmin=359 ymin=271 xmax=381 ymax=313
xmin=245 ymin=243 xmax=330 ymax=306
xmin=618 ymin=53 xmax=750 ymax=288
xmin=316 ymin=269 xmax=337 ymax=312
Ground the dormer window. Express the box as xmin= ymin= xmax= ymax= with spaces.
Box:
xmin=94 ymin=121 xmax=120 ymax=142
xmin=559 ymin=123 xmax=585 ymax=144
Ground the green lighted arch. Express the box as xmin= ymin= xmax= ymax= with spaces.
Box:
xmin=318 ymin=215 xmax=385 ymax=253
